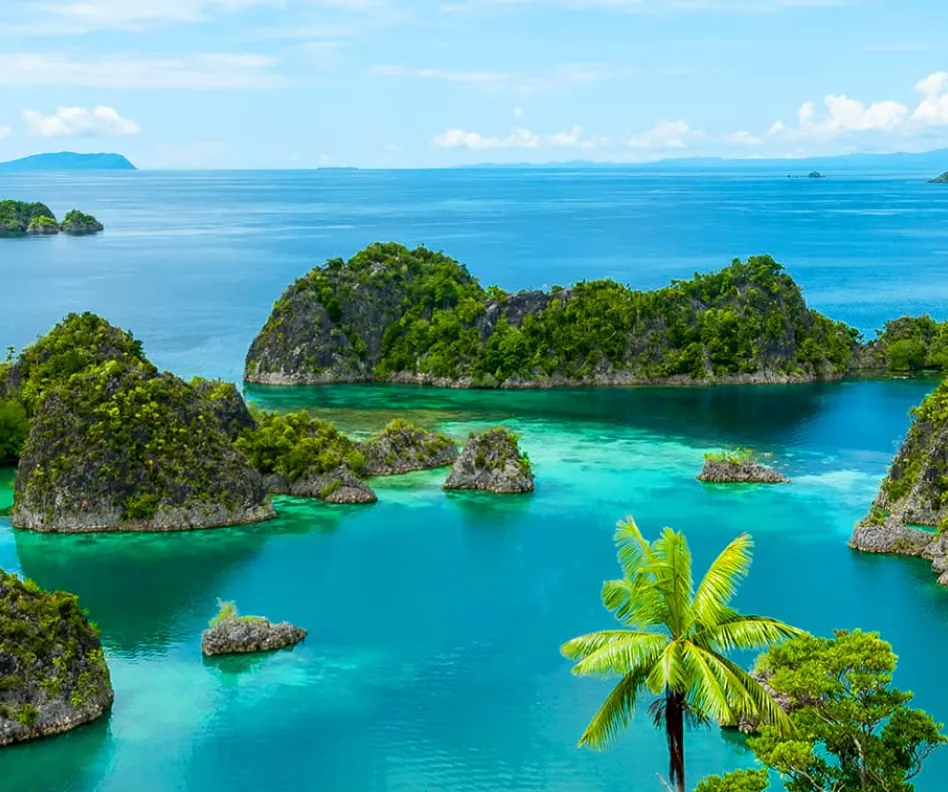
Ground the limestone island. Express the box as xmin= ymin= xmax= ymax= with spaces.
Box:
xmin=808 ymin=171 xmax=825 ymax=179
xmin=849 ymin=378 xmax=948 ymax=584
xmin=0 ymin=201 xmax=104 ymax=238
xmin=697 ymin=449 xmax=789 ymax=484
xmin=235 ymin=410 xmax=377 ymax=504
xmin=202 ymin=601 xmax=306 ymax=657
xmin=245 ymin=243 xmax=863 ymax=389
xmin=4 ymin=313 xmax=274 ymax=532
xmin=0 ymin=571 xmax=113 ymax=746
xmin=361 ymin=418 xmax=459 ymax=476
xmin=929 ymin=171 xmax=948 ymax=183
xmin=443 ymin=428 xmax=534 ymax=494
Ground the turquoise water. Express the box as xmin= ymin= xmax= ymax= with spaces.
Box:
xmin=2 ymin=170 xmax=948 ymax=790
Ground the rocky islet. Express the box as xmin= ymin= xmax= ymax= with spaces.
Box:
xmin=0 ymin=201 xmax=104 ymax=238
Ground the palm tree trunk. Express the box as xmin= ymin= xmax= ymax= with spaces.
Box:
xmin=665 ymin=691 xmax=686 ymax=792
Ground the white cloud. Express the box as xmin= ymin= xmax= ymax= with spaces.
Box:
xmin=730 ymin=130 xmax=761 ymax=145
xmin=36 ymin=0 xmax=282 ymax=31
xmin=513 ymin=106 xmax=523 ymax=118
xmin=0 ymin=53 xmax=285 ymax=90
xmin=912 ymin=72 xmax=948 ymax=125
xmin=370 ymin=62 xmax=616 ymax=95
xmin=22 ymin=106 xmax=141 ymax=137
xmin=432 ymin=124 xmax=606 ymax=150
xmin=626 ymin=119 xmax=704 ymax=149
xmin=0 ymin=126 xmax=10 ymax=141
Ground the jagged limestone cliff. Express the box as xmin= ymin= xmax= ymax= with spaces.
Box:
xmin=850 ymin=379 xmax=948 ymax=583
xmin=443 ymin=429 xmax=534 ymax=494
xmin=361 ymin=419 xmax=459 ymax=476
xmin=245 ymin=243 xmax=858 ymax=389
xmin=0 ymin=571 xmax=113 ymax=746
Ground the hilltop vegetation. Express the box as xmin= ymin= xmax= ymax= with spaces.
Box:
xmin=246 ymin=243 xmax=859 ymax=388
xmin=0 ymin=200 xmax=104 ymax=237
xmin=854 ymin=314 xmax=948 ymax=373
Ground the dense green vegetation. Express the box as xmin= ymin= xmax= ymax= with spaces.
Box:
xmin=561 ymin=519 xmax=801 ymax=792
xmin=866 ymin=315 xmax=948 ymax=373
xmin=0 ymin=201 xmax=55 ymax=237
xmin=0 ymin=399 xmax=28 ymax=465
xmin=361 ymin=418 xmax=458 ymax=475
xmin=877 ymin=378 xmax=948 ymax=516
xmin=695 ymin=769 xmax=770 ymax=792
xmin=744 ymin=630 xmax=945 ymax=791
xmin=0 ymin=570 xmax=111 ymax=725
xmin=247 ymin=245 xmax=859 ymax=386
xmin=235 ymin=409 xmax=366 ymax=482
xmin=16 ymin=358 xmax=264 ymax=526
xmin=11 ymin=312 xmax=150 ymax=412
xmin=0 ymin=201 xmax=104 ymax=237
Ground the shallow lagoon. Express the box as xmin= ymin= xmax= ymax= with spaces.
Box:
xmin=2 ymin=380 xmax=948 ymax=791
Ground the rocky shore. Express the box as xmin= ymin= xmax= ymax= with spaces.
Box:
xmin=849 ymin=517 xmax=948 ymax=585
xmin=361 ymin=419 xmax=459 ymax=475
xmin=0 ymin=571 xmax=113 ymax=746
xmin=264 ymin=466 xmax=377 ymax=504
xmin=443 ymin=429 xmax=534 ymax=494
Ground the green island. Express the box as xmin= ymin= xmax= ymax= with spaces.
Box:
xmin=0 ymin=570 xmax=113 ymax=746
xmin=929 ymin=171 xmax=948 ymax=183
xmin=0 ymin=201 xmax=104 ymax=238
xmin=201 ymin=600 xmax=306 ymax=657
xmin=698 ymin=447 xmax=789 ymax=484
xmin=443 ymin=428 xmax=534 ymax=493
xmin=244 ymin=242 xmax=948 ymax=389
xmin=850 ymin=377 xmax=948 ymax=583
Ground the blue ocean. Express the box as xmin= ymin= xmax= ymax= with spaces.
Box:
xmin=1 ymin=168 xmax=948 ymax=791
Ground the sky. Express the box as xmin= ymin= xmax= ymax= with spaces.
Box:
xmin=1 ymin=0 xmax=948 ymax=168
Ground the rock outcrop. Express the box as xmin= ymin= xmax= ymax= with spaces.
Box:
xmin=361 ymin=419 xmax=459 ymax=476
xmin=0 ymin=571 xmax=113 ymax=746
xmin=245 ymin=243 xmax=858 ymax=389
xmin=698 ymin=455 xmax=789 ymax=484
xmin=265 ymin=466 xmax=378 ymax=504
xmin=443 ymin=428 xmax=534 ymax=494
xmin=851 ymin=380 xmax=948 ymax=584
xmin=13 ymin=360 xmax=274 ymax=532
xmin=202 ymin=609 xmax=306 ymax=657
xmin=60 ymin=210 xmax=104 ymax=236
xmin=192 ymin=379 xmax=256 ymax=441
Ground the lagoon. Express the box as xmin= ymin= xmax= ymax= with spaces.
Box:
xmin=2 ymin=169 xmax=948 ymax=790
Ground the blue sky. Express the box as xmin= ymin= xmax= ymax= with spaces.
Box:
xmin=1 ymin=0 xmax=948 ymax=168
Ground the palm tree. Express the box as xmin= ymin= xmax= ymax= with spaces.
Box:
xmin=561 ymin=518 xmax=803 ymax=792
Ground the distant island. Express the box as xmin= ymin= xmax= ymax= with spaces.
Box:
xmin=0 ymin=200 xmax=104 ymax=237
xmin=0 ymin=153 xmax=135 ymax=173
xmin=929 ymin=171 xmax=948 ymax=183
xmin=808 ymin=171 xmax=825 ymax=179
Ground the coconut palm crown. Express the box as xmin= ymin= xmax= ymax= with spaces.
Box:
xmin=561 ymin=517 xmax=804 ymax=792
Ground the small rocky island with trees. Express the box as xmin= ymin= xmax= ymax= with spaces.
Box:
xmin=698 ymin=449 xmax=789 ymax=484
xmin=0 ymin=201 xmax=104 ymax=237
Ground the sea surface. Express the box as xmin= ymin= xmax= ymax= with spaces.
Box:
xmin=2 ymin=169 xmax=948 ymax=791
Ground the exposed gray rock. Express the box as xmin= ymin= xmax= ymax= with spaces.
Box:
xmin=698 ymin=458 xmax=789 ymax=484
xmin=192 ymin=379 xmax=256 ymax=441
xmin=202 ymin=616 xmax=306 ymax=657
xmin=290 ymin=466 xmax=377 ymax=504
xmin=443 ymin=429 xmax=534 ymax=494
xmin=848 ymin=517 xmax=933 ymax=556
xmin=0 ymin=571 xmax=113 ymax=747
xmin=361 ymin=419 xmax=459 ymax=476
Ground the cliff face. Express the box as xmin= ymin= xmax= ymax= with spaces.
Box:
xmin=245 ymin=243 xmax=858 ymax=389
xmin=850 ymin=380 xmax=948 ymax=583
xmin=13 ymin=362 xmax=274 ymax=532
xmin=361 ymin=419 xmax=459 ymax=476
xmin=0 ymin=571 xmax=113 ymax=746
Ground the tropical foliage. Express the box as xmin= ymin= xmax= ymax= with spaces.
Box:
xmin=0 ymin=399 xmax=29 ymax=465
xmin=747 ymin=630 xmax=945 ymax=792
xmin=247 ymin=244 xmax=859 ymax=385
xmin=694 ymin=769 xmax=770 ymax=792
xmin=561 ymin=518 xmax=802 ymax=792
xmin=0 ymin=200 xmax=56 ymax=237
xmin=235 ymin=409 xmax=366 ymax=481
xmin=870 ymin=315 xmax=948 ymax=373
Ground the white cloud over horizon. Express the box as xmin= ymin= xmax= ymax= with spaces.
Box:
xmin=22 ymin=106 xmax=142 ymax=137
xmin=0 ymin=53 xmax=286 ymax=89
xmin=432 ymin=125 xmax=607 ymax=150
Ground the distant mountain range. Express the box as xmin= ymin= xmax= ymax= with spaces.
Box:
xmin=0 ymin=153 xmax=136 ymax=172
xmin=462 ymin=148 xmax=948 ymax=173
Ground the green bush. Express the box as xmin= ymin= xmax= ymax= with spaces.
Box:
xmin=0 ymin=399 xmax=28 ymax=464
xmin=694 ymin=769 xmax=769 ymax=792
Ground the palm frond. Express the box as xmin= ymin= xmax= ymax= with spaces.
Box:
xmin=601 ymin=578 xmax=667 ymax=629
xmin=645 ymin=638 xmax=688 ymax=696
xmin=564 ymin=631 xmax=669 ymax=679
xmin=698 ymin=613 xmax=805 ymax=653
xmin=679 ymin=642 xmax=739 ymax=726
xmin=577 ymin=670 xmax=648 ymax=750
xmin=692 ymin=533 xmax=753 ymax=628
xmin=613 ymin=517 xmax=655 ymax=582
xmin=647 ymin=527 xmax=694 ymax=639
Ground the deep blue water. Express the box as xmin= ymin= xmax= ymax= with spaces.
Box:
xmin=1 ymin=169 xmax=948 ymax=791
